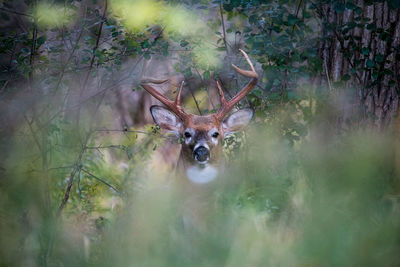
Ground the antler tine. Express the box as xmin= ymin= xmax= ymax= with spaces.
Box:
xmin=216 ymin=81 xmax=227 ymax=107
xmin=175 ymin=81 xmax=184 ymax=106
xmin=141 ymin=78 xmax=169 ymax=84
xmin=216 ymin=50 xmax=258 ymax=120
xmin=140 ymin=79 xmax=187 ymax=119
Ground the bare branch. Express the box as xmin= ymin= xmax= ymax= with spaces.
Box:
xmin=94 ymin=128 xmax=152 ymax=135
xmin=81 ymin=168 xmax=119 ymax=192
xmin=0 ymin=7 xmax=32 ymax=17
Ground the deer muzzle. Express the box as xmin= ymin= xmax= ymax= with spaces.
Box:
xmin=193 ymin=146 xmax=210 ymax=164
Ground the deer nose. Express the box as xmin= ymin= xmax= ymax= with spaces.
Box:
xmin=193 ymin=146 xmax=210 ymax=163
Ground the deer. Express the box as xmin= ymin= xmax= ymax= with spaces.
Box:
xmin=140 ymin=50 xmax=258 ymax=185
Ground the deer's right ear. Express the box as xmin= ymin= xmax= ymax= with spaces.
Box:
xmin=150 ymin=105 xmax=182 ymax=135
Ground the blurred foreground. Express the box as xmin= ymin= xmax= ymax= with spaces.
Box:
xmin=1 ymin=113 xmax=399 ymax=267
xmin=1 ymin=0 xmax=400 ymax=266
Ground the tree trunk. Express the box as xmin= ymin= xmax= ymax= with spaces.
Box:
xmin=317 ymin=0 xmax=400 ymax=129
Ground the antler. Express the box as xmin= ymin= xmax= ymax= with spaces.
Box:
xmin=216 ymin=49 xmax=258 ymax=120
xmin=140 ymin=79 xmax=188 ymax=120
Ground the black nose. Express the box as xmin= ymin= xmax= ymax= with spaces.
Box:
xmin=193 ymin=146 xmax=210 ymax=162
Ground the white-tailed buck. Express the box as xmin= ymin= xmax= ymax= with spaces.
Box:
xmin=141 ymin=50 xmax=258 ymax=184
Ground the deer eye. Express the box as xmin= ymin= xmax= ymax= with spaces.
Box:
xmin=184 ymin=132 xmax=191 ymax=138
xmin=212 ymin=132 xmax=219 ymax=138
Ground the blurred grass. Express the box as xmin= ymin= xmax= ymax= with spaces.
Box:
xmin=2 ymin=0 xmax=399 ymax=266
xmin=1 ymin=115 xmax=399 ymax=266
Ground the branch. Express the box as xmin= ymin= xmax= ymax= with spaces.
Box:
xmin=23 ymin=115 xmax=42 ymax=152
xmin=58 ymin=163 xmax=81 ymax=215
xmin=193 ymin=66 xmax=216 ymax=110
xmin=188 ymin=86 xmax=203 ymax=115
xmin=57 ymin=132 xmax=92 ymax=215
xmin=47 ymin=165 xmax=75 ymax=171
xmin=29 ymin=19 xmax=38 ymax=87
xmin=0 ymin=7 xmax=32 ymax=17
xmin=81 ymin=168 xmax=119 ymax=192
xmin=219 ymin=2 xmax=230 ymax=54
xmin=80 ymin=0 xmax=108 ymax=96
xmin=281 ymin=0 xmax=303 ymax=103
xmin=85 ymin=145 xmax=123 ymax=149
xmin=94 ymin=128 xmax=152 ymax=135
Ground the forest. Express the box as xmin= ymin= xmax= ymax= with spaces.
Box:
xmin=0 ymin=0 xmax=399 ymax=266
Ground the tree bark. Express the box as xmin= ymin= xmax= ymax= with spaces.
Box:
xmin=317 ymin=0 xmax=400 ymax=129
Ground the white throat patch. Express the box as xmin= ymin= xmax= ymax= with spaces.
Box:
xmin=186 ymin=164 xmax=218 ymax=184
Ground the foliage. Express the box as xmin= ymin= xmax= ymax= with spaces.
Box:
xmin=0 ymin=0 xmax=399 ymax=266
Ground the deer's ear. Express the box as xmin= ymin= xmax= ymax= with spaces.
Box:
xmin=150 ymin=105 xmax=182 ymax=134
xmin=223 ymin=108 xmax=253 ymax=137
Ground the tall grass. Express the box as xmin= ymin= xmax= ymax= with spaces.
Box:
xmin=1 ymin=111 xmax=399 ymax=266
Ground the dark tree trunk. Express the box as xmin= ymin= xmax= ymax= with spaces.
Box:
xmin=317 ymin=0 xmax=400 ymax=129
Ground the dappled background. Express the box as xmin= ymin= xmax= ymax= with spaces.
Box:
xmin=0 ymin=0 xmax=400 ymax=266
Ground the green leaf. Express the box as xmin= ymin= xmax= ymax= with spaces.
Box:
xmin=388 ymin=0 xmax=400 ymax=8
xmin=287 ymin=14 xmax=298 ymax=25
xmin=345 ymin=1 xmax=357 ymax=10
xmin=375 ymin=54 xmax=384 ymax=63
xmin=366 ymin=23 xmax=376 ymax=30
xmin=384 ymin=69 xmax=393 ymax=75
xmin=361 ymin=47 xmax=370 ymax=55
xmin=144 ymin=52 xmax=151 ymax=60
xmin=180 ymin=40 xmax=189 ymax=47
xmin=334 ymin=3 xmax=345 ymax=13
xmin=37 ymin=35 xmax=47 ymax=46
xmin=341 ymin=74 xmax=351 ymax=81
xmin=203 ymin=70 xmax=210 ymax=80
xmin=366 ymin=59 xmax=374 ymax=68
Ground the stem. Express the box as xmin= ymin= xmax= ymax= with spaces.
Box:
xmin=219 ymin=2 xmax=229 ymax=54
xmin=80 ymin=0 xmax=108 ymax=96
xmin=94 ymin=128 xmax=151 ymax=135
xmin=193 ymin=66 xmax=215 ymax=110
xmin=81 ymin=168 xmax=119 ymax=192
xmin=57 ymin=147 xmax=85 ymax=215
xmin=281 ymin=0 xmax=303 ymax=103
xmin=188 ymin=86 xmax=202 ymax=115
xmin=0 ymin=7 xmax=32 ymax=17
xmin=76 ymin=0 xmax=108 ymax=144
xmin=29 ymin=19 xmax=38 ymax=88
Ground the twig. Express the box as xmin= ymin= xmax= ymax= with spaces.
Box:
xmin=94 ymin=128 xmax=152 ymax=135
xmin=281 ymin=0 xmax=303 ymax=103
xmin=58 ymin=162 xmax=81 ymax=215
xmin=29 ymin=19 xmax=38 ymax=88
xmin=331 ymin=29 xmax=362 ymax=84
xmin=193 ymin=66 xmax=216 ymax=110
xmin=47 ymin=165 xmax=75 ymax=171
xmin=188 ymin=86 xmax=203 ymax=115
xmin=85 ymin=145 xmax=122 ymax=149
xmin=80 ymin=0 xmax=108 ymax=97
xmin=23 ymin=115 xmax=42 ymax=152
xmin=58 ymin=130 xmax=93 ymax=215
xmin=219 ymin=2 xmax=230 ymax=54
xmin=81 ymin=168 xmax=119 ymax=192
xmin=0 ymin=7 xmax=32 ymax=17
xmin=76 ymin=0 xmax=108 ymax=145
xmin=1 ymin=80 xmax=9 ymax=93
xmin=55 ymin=16 xmax=86 ymax=92
xmin=324 ymin=59 xmax=333 ymax=91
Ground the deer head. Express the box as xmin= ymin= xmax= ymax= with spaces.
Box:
xmin=141 ymin=50 xmax=258 ymax=183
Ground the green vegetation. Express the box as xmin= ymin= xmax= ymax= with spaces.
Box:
xmin=0 ymin=0 xmax=399 ymax=266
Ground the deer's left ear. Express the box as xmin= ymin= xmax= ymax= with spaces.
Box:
xmin=222 ymin=108 xmax=253 ymax=137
